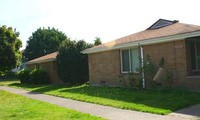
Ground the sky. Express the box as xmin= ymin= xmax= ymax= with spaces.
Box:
xmin=1 ymin=0 xmax=200 ymax=49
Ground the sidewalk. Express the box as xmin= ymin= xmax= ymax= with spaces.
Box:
xmin=0 ymin=86 xmax=199 ymax=120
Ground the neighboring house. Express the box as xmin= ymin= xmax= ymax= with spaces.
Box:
xmin=11 ymin=61 xmax=26 ymax=73
xmin=82 ymin=19 xmax=200 ymax=89
xmin=25 ymin=51 xmax=62 ymax=84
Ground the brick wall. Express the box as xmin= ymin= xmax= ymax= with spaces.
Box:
xmin=88 ymin=39 xmax=200 ymax=89
xmin=27 ymin=61 xmax=62 ymax=84
xmin=88 ymin=50 xmax=121 ymax=86
xmin=143 ymin=40 xmax=188 ymax=87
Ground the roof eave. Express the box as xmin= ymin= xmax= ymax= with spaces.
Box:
xmin=25 ymin=58 xmax=56 ymax=65
xmin=82 ymin=30 xmax=200 ymax=54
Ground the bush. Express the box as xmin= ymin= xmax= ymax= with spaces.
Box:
xmin=17 ymin=68 xmax=49 ymax=84
xmin=0 ymin=71 xmax=17 ymax=80
xmin=29 ymin=69 xmax=49 ymax=84
xmin=17 ymin=69 xmax=31 ymax=83
xmin=57 ymin=40 xmax=93 ymax=85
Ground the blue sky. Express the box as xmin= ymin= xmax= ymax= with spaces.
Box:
xmin=1 ymin=0 xmax=200 ymax=49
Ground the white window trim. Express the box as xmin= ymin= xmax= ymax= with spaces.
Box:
xmin=120 ymin=47 xmax=139 ymax=74
xmin=193 ymin=42 xmax=200 ymax=71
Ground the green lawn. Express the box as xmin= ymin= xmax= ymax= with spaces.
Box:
xmin=0 ymin=90 xmax=103 ymax=120
xmin=1 ymin=80 xmax=200 ymax=115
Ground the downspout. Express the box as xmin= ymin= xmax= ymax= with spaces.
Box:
xmin=139 ymin=44 xmax=145 ymax=89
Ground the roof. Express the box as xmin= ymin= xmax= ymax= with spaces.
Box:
xmin=82 ymin=19 xmax=200 ymax=54
xmin=26 ymin=51 xmax=58 ymax=65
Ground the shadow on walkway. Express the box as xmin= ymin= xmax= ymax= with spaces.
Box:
xmin=172 ymin=104 xmax=200 ymax=117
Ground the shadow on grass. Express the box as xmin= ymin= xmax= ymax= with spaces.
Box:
xmin=59 ymin=86 xmax=200 ymax=110
xmin=8 ymin=82 xmax=200 ymax=115
xmin=9 ymin=83 xmax=71 ymax=93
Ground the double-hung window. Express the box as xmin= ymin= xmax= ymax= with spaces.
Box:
xmin=121 ymin=48 xmax=139 ymax=73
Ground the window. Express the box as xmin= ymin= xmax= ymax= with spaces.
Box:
xmin=122 ymin=50 xmax=130 ymax=71
xmin=35 ymin=64 xmax=40 ymax=69
xmin=191 ymin=42 xmax=200 ymax=73
xmin=121 ymin=48 xmax=139 ymax=73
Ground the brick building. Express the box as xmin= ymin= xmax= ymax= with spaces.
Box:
xmin=26 ymin=51 xmax=62 ymax=84
xmin=82 ymin=19 xmax=200 ymax=89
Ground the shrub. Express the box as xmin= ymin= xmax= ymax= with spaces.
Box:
xmin=128 ymin=73 xmax=142 ymax=89
xmin=143 ymin=55 xmax=158 ymax=81
xmin=29 ymin=69 xmax=49 ymax=84
xmin=17 ymin=68 xmax=49 ymax=84
xmin=159 ymin=57 xmax=165 ymax=68
xmin=17 ymin=69 xmax=31 ymax=83
xmin=138 ymin=55 xmax=158 ymax=88
xmin=57 ymin=40 xmax=93 ymax=85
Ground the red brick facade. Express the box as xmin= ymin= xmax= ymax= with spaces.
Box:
xmin=88 ymin=39 xmax=200 ymax=89
xmin=27 ymin=61 xmax=62 ymax=84
xmin=88 ymin=50 xmax=121 ymax=86
xmin=144 ymin=40 xmax=187 ymax=87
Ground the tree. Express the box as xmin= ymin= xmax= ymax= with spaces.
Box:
xmin=0 ymin=25 xmax=22 ymax=74
xmin=24 ymin=27 xmax=67 ymax=61
xmin=56 ymin=40 xmax=93 ymax=84
xmin=94 ymin=37 xmax=102 ymax=46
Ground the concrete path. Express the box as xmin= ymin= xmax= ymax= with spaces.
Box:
xmin=0 ymin=86 xmax=199 ymax=120
xmin=170 ymin=104 xmax=200 ymax=119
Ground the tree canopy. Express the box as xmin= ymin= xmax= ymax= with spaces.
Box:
xmin=0 ymin=25 xmax=22 ymax=73
xmin=56 ymin=40 xmax=93 ymax=84
xmin=94 ymin=37 xmax=102 ymax=46
xmin=24 ymin=27 xmax=67 ymax=61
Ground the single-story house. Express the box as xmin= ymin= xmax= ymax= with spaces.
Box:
xmin=82 ymin=19 xmax=200 ymax=89
xmin=26 ymin=51 xmax=62 ymax=84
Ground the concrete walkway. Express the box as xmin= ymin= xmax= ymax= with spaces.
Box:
xmin=0 ymin=86 xmax=199 ymax=120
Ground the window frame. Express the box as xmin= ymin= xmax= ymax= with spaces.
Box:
xmin=191 ymin=42 xmax=200 ymax=71
xmin=35 ymin=64 xmax=40 ymax=69
xmin=120 ymin=47 xmax=140 ymax=73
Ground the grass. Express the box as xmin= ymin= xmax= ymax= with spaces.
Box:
xmin=1 ymin=80 xmax=200 ymax=115
xmin=0 ymin=90 xmax=103 ymax=120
